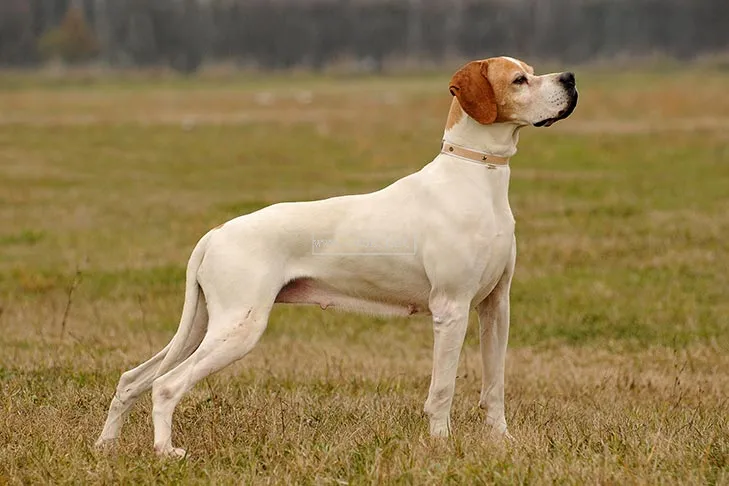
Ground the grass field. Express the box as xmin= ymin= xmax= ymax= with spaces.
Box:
xmin=1 ymin=65 xmax=728 ymax=484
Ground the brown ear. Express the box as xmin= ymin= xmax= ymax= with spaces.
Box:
xmin=448 ymin=60 xmax=497 ymax=125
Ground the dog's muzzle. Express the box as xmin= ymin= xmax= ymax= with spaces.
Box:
xmin=534 ymin=72 xmax=578 ymax=128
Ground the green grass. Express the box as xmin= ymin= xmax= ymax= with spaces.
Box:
xmin=1 ymin=67 xmax=728 ymax=484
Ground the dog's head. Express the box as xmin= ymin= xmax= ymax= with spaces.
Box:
xmin=448 ymin=56 xmax=578 ymax=127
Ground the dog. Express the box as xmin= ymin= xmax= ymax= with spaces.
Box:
xmin=96 ymin=56 xmax=578 ymax=457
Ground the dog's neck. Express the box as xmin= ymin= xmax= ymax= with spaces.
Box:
xmin=442 ymin=99 xmax=522 ymax=159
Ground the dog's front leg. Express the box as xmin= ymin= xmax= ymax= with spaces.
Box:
xmin=423 ymin=296 xmax=470 ymax=437
xmin=476 ymin=244 xmax=515 ymax=440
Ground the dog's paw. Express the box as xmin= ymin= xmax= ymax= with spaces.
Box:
xmin=155 ymin=446 xmax=187 ymax=459
xmin=429 ymin=417 xmax=451 ymax=438
xmin=485 ymin=422 xmax=516 ymax=443
xmin=93 ymin=437 xmax=117 ymax=453
xmin=484 ymin=416 xmax=515 ymax=442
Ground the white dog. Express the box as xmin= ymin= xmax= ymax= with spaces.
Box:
xmin=96 ymin=56 xmax=577 ymax=457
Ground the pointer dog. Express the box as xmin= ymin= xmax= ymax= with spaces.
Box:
xmin=96 ymin=56 xmax=578 ymax=457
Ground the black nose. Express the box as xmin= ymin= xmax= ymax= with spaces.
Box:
xmin=559 ymin=71 xmax=576 ymax=88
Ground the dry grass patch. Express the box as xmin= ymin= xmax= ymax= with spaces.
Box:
xmin=2 ymin=326 xmax=728 ymax=483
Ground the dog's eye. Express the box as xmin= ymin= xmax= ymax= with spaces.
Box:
xmin=513 ymin=75 xmax=527 ymax=85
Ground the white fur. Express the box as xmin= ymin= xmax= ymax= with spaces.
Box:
xmin=512 ymin=72 xmax=575 ymax=126
xmin=96 ymin=59 xmax=576 ymax=457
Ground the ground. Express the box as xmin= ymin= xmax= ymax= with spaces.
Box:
xmin=0 ymin=65 xmax=728 ymax=484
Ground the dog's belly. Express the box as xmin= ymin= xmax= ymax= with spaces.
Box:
xmin=275 ymin=277 xmax=430 ymax=316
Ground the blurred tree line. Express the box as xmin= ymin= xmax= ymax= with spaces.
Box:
xmin=0 ymin=0 xmax=727 ymax=72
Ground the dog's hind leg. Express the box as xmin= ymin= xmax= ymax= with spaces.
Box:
xmin=96 ymin=232 xmax=214 ymax=449
xmin=95 ymin=343 xmax=171 ymax=448
xmin=95 ymin=292 xmax=209 ymax=448
xmin=151 ymin=300 xmax=272 ymax=458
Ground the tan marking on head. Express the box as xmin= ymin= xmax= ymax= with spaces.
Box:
xmin=445 ymin=97 xmax=465 ymax=131
xmin=471 ymin=56 xmax=538 ymax=123
xmin=485 ymin=57 xmax=531 ymax=122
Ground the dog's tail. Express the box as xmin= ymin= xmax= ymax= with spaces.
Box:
xmin=154 ymin=230 xmax=214 ymax=378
